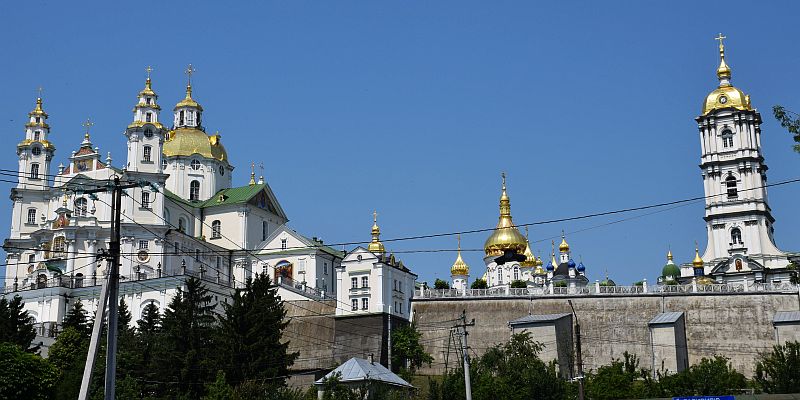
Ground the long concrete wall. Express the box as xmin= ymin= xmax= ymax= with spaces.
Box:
xmin=411 ymin=292 xmax=800 ymax=377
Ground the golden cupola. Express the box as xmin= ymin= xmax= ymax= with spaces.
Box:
xmin=558 ymin=232 xmax=570 ymax=253
xmin=175 ymin=83 xmax=204 ymax=111
xmin=692 ymin=244 xmax=704 ymax=268
xmin=521 ymin=227 xmax=536 ymax=267
xmin=702 ymin=34 xmax=752 ymax=116
xmin=484 ymin=173 xmax=528 ymax=257
xmin=450 ymin=235 xmax=470 ymax=276
xmin=367 ymin=211 xmax=386 ymax=255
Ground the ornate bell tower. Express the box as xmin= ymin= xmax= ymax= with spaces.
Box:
xmin=125 ymin=67 xmax=166 ymax=173
xmin=695 ymin=34 xmax=789 ymax=279
xmin=17 ymin=92 xmax=55 ymax=190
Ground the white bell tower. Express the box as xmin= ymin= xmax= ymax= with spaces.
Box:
xmin=125 ymin=67 xmax=166 ymax=174
xmin=17 ymin=93 xmax=55 ymax=190
xmin=696 ymin=34 xmax=788 ymax=275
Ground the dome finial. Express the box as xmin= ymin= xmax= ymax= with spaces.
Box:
xmin=249 ymin=162 xmax=256 ymax=186
xmin=667 ymin=245 xmax=673 ymax=262
xmin=714 ymin=33 xmax=731 ymax=83
xmin=185 ymin=63 xmax=196 ymax=89
xmin=558 ymin=230 xmax=570 ymax=252
xmin=368 ymin=210 xmax=385 ymax=255
xmin=82 ymin=118 xmax=94 ymax=142
xmin=484 ymin=173 xmax=527 ymax=256
xmin=692 ymin=241 xmax=704 ymax=268
xmin=450 ymin=234 xmax=470 ymax=276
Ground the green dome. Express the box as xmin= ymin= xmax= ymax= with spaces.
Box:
xmin=662 ymin=263 xmax=681 ymax=279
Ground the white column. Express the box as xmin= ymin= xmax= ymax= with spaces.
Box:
xmin=66 ymin=240 xmax=76 ymax=275
xmin=87 ymin=240 xmax=97 ymax=279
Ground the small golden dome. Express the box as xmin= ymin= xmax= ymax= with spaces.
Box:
xmin=140 ymin=77 xmax=156 ymax=97
xmin=558 ymin=234 xmax=570 ymax=253
xmin=702 ymin=35 xmax=752 ymax=116
xmin=484 ymin=173 xmax=527 ymax=257
xmin=163 ymin=127 xmax=228 ymax=162
xmin=367 ymin=211 xmax=385 ymax=255
xmin=29 ymin=97 xmax=48 ymax=118
xmin=667 ymin=249 xmax=673 ymax=262
xmin=450 ymin=235 xmax=470 ymax=276
xmin=692 ymin=245 xmax=703 ymax=268
xmin=521 ymin=227 xmax=536 ymax=267
xmin=174 ymin=84 xmax=203 ymax=111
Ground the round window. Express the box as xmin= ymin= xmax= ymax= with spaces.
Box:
xmin=719 ymin=95 xmax=728 ymax=104
xmin=190 ymin=160 xmax=201 ymax=170
xmin=31 ymin=146 xmax=41 ymax=156
xmin=144 ymin=128 xmax=154 ymax=138
xmin=137 ymin=250 xmax=150 ymax=263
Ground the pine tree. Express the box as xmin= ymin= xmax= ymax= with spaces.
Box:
xmin=62 ymin=299 xmax=90 ymax=337
xmin=154 ymin=277 xmax=217 ymax=398
xmin=135 ymin=301 xmax=161 ymax=395
xmin=217 ymin=273 xmax=298 ymax=388
xmin=0 ymin=295 xmax=38 ymax=351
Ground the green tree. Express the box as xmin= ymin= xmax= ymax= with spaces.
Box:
xmin=755 ymin=341 xmax=800 ymax=393
xmin=772 ymin=105 xmax=800 ymax=152
xmin=217 ymin=274 xmax=298 ymax=389
xmin=510 ymin=280 xmax=527 ymax=288
xmin=586 ymin=352 xmax=656 ymax=400
xmin=0 ymin=342 xmax=57 ymax=400
xmin=470 ymin=279 xmax=488 ymax=289
xmin=658 ymin=356 xmax=747 ymax=397
xmin=135 ymin=301 xmax=161 ymax=390
xmin=433 ymin=279 xmax=450 ymax=289
xmin=391 ymin=322 xmax=433 ymax=376
xmin=203 ymin=370 xmax=234 ymax=400
xmin=62 ymin=299 xmax=91 ymax=337
xmin=48 ymin=326 xmax=89 ymax=400
xmin=0 ymin=295 xmax=38 ymax=351
xmin=153 ymin=277 xmax=218 ymax=398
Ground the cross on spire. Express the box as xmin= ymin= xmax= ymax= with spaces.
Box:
xmin=373 ymin=210 xmax=378 ymax=223
xmin=82 ymin=118 xmax=94 ymax=134
xmin=714 ymin=33 xmax=726 ymax=48
xmin=457 ymin=234 xmax=461 ymax=251
xmin=36 ymin=86 xmax=44 ymax=99
xmin=185 ymin=64 xmax=196 ymax=85
xmin=145 ymin=66 xmax=153 ymax=79
xmin=501 ymin=171 xmax=506 ymax=190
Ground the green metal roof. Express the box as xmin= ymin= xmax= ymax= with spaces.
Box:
xmin=200 ymin=184 xmax=267 ymax=208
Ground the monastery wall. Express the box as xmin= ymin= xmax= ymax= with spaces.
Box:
xmin=411 ymin=291 xmax=800 ymax=377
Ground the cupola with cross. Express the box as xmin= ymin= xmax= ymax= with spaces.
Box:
xmin=173 ymin=64 xmax=203 ymax=129
xmin=125 ymin=67 xmax=167 ymax=174
xmin=17 ymin=90 xmax=56 ymax=190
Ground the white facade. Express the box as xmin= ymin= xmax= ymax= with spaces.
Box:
xmin=336 ymin=247 xmax=416 ymax=320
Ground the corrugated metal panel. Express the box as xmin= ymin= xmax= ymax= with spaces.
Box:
xmin=649 ymin=312 xmax=684 ymax=325
xmin=773 ymin=311 xmax=800 ymax=324
xmin=509 ymin=313 xmax=571 ymax=326
xmin=316 ymin=357 xmax=413 ymax=388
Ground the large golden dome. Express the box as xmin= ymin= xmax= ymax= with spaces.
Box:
xmin=701 ymin=36 xmax=752 ymax=116
xmin=484 ymin=174 xmax=527 ymax=257
xmin=163 ymin=128 xmax=228 ymax=162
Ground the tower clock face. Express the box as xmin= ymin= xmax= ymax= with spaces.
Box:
xmin=719 ymin=95 xmax=728 ymax=104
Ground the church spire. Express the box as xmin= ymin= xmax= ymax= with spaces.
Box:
xmin=715 ymin=33 xmax=731 ymax=85
xmin=130 ymin=66 xmax=162 ymax=128
xmin=174 ymin=64 xmax=203 ymax=128
xmin=483 ymin=173 xmax=527 ymax=257
xmin=367 ymin=210 xmax=386 ymax=255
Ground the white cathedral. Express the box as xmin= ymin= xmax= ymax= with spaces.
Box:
xmin=2 ymin=70 xmax=416 ymax=335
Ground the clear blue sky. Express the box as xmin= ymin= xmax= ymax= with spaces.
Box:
xmin=2 ymin=1 xmax=799 ymax=286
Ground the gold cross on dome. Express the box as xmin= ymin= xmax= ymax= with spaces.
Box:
xmin=501 ymin=171 xmax=506 ymax=190
xmin=714 ymin=33 xmax=726 ymax=47
xmin=373 ymin=210 xmax=378 ymax=223
xmin=145 ymin=66 xmax=153 ymax=79
xmin=36 ymin=86 xmax=44 ymax=98
xmin=82 ymin=118 xmax=94 ymax=134
xmin=185 ymin=64 xmax=196 ymax=84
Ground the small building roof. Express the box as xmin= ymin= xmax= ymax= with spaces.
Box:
xmin=509 ymin=313 xmax=572 ymax=327
xmin=773 ymin=311 xmax=800 ymax=324
xmin=649 ymin=312 xmax=684 ymax=325
xmin=315 ymin=357 xmax=413 ymax=389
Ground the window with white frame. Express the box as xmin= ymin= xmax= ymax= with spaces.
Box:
xmin=143 ymin=145 xmax=152 ymax=162
xmin=726 ymin=175 xmax=738 ymax=199
xmin=30 ymin=163 xmax=40 ymax=180
xmin=28 ymin=254 xmax=35 ymax=264
xmin=189 ymin=180 xmax=200 ymax=201
xmin=731 ymin=228 xmax=743 ymax=245
xmin=361 ymin=276 xmax=368 ymax=288
xmin=361 ymin=298 xmax=369 ymax=310
xmin=211 ymin=220 xmax=221 ymax=239
xmin=513 ymin=266 xmax=519 ymax=281
xmin=351 ymin=299 xmax=358 ymax=311
xmin=497 ymin=268 xmax=503 ymax=284
xmin=190 ymin=159 xmax=201 ymax=170
xmin=722 ymin=129 xmax=734 ymax=148
xmin=281 ymin=238 xmax=287 ymax=250
xmin=74 ymin=198 xmax=88 ymax=217
xmin=27 ymin=208 xmax=37 ymax=224
xmin=351 ymin=277 xmax=358 ymax=289
xmin=141 ymin=191 xmax=151 ymax=209
xmin=139 ymin=240 xmax=149 ymax=250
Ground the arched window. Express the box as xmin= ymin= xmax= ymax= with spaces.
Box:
xmin=145 ymin=112 xmax=152 ymax=123
xmin=52 ymin=237 xmax=66 ymax=259
xmin=163 ymin=208 xmax=170 ymax=225
xmin=179 ymin=110 xmax=185 ymax=125
xmin=189 ymin=180 xmax=200 ymax=201
xmin=513 ymin=266 xmax=519 ymax=281
xmin=143 ymin=145 xmax=152 ymax=162
xmin=178 ymin=217 xmax=187 ymax=233
xmin=74 ymin=273 xmax=84 ymax=288
xmin=721 ymin=129 xmax=734 ymax=148
xmin=34 ymin=131 xmax=41 ymax=141
xmin=27 ymin=208 xmax=37 ymax=224
xmin=141 ymin=191 xmax=151 ymax=209
xmin=30 ymin=163 xmax=40 ymax=180
xmin=726 ymin=175 xmax=738 ymax=199
xmin=262 ymin=221 xmax=268 ymax=241
xmin=190 ymin=160 xmax=201 ymax=170
xmin=211 ymin=220 xmax=221 ymax=239
xmin=731 ymin=228 xmax=743 ymax=245
xmin=37 ymin=274 xmax=47 ymax=289
xmin=497 ymin=268 xmax=503 ymax=284
xmin=32 ymin=146 xmax=41 ymax=156
xmin=74 ymin=198 xmax=88 ymax=217
xmin=161 ymin=159 xmax=167 ymax=171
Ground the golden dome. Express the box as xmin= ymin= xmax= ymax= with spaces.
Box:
xmin=521 ymin=227 xmax=536 ymax=267
xmin=450 ymin=235 xmax=470 ymax=276
xmin=163 ymin=128 xmax=228 ymax=162
xmin=484 ymin=173 xmax=527 ymax=257
xmin=174 ymin=84 xmax=203 ymax=111
xmin=558 ymin=233 xmax=570 ymax=253
xmin=367 ymin=211 xmax=385 ymax=255
xmin=702 ymin=35 xmax=752 ymax=116
xmin=140 ymin=77 xmax=156 ymax=97
xmin=29 ymin=97 xmax=48 ymax=118
xmin=692 ymin=245 xmax=704 ymax=268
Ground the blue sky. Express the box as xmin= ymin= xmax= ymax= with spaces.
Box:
xmin=2 ymin=1 xmax=799 ymax=286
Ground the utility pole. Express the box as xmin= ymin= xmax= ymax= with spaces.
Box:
xmin=568 ymin=300 xmax=584 ymax=400
xmin=454 ymin=310 xmax=475 ymax=400
xmin=78 ymin=177 xmax=140 ymax=400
